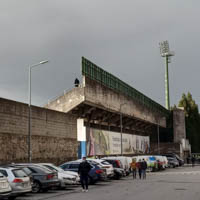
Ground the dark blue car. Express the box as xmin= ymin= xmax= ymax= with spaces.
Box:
xmin=59 ymin=161 xmax=105 ymax=184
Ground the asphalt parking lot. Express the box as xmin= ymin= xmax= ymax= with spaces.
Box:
xmin=16 ymin=166 xmax=200 ymax=200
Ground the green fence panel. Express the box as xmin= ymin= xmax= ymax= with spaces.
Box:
xmin=82 ymin=57 xmax=170 ymax=117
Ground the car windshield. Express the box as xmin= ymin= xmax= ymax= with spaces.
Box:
xmin=12 ymin=169 xmax=27 ymax=177
xmin=45 ymin=164 xmax=63 ymax=172
xmin=101 ymin=161 xmax=110 ymax=165
xmin=22 ymin=167 xmax=32 ymax=175
xmin=149 ymin=157 xmax=156 ymax=161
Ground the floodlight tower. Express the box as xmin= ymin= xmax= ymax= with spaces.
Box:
xmin=159 ymin=41 xmax=175 ymax=110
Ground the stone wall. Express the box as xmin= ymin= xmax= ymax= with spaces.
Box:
xmin=0 ymin=98 xmax=78 ymax=165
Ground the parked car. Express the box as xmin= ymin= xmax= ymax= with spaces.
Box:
xmin=101 ymin=156 xmax=130 ymax=175
xmin=39 ymin=163 xmax=80 ymax=187
xmin=4 ymin=165 xmax=34 ymax=187
xmin=0 ymin=167 xmax=32 ymax=198
xmin=162 ymin=154 xmax=184 ymax=166
xmin=60 ymin=161 xmax=106 ymax=184
xmin=154 ymin=156 xmax=167 ymax=170
xmin=13 ymin=164 xmax=59 ymax=193
xmin=0 ymin=172 xmax=12 ymax=199
xmin=167 ymin=157 xmax=179 ymax=168
xmin=102 ymin=159 xmax=125 ymax=179
xmin=82 ymin=159 xmax=114 ymax=178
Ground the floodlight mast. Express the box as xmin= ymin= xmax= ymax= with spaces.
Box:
xmin=159 ymin=41 xmax=175 ymax=110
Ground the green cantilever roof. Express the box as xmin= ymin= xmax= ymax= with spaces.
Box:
xmin=82 ymin=57 xmax=170 ymax=117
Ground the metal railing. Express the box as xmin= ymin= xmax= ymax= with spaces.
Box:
xmin=82 ymin=57 xmax=170 ymax=116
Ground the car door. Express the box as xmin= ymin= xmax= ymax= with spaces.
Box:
xmin=68 ymin=164 xmax=79 ymax=172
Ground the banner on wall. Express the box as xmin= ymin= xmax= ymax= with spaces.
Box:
xmin=86 ymin=128 xmax=150 ymax=156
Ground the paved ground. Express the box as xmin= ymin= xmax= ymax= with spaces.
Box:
xmin=17 ymin=166 xmax=200 ymax=200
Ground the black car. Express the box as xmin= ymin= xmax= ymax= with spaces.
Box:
xmin=13 ymin=164 xmax=59 ymax=193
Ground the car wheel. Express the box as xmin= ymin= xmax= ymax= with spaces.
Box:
xmin=32 ymin=181 xmax=41 ymax=193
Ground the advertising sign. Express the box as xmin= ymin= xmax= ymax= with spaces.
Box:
xmin=86 ymin=128 xmax=149 ymax=156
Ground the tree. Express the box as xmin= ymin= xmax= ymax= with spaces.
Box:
xmin=178 ymin=92 xmax=200 ymax=152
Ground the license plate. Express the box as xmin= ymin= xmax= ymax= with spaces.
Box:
xmin=0 ymin=182 xmax=7 ymax=189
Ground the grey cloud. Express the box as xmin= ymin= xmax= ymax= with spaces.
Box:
xmin=0 ymin=0 xmax=200 ymax=107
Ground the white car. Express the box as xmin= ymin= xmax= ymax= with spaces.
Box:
xmin=39 ymin=163 xmax=80 ymax=187
xmin=154 ymin=155 xmax=167 ymax=169
xmin=0 ymin=172 xmax=12 ymax=199
xmin=102 ymin=156 xmax=130 ymax=175
xmin=0 ymin=167 xmax=32 ymax=197
xmin=79 ymin=159 xmax=114 ymax=178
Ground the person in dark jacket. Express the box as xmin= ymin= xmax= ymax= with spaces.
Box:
xmin=191 ymin=156 xmax=195 ymax=167
xmin=141 ymin=159 xmax=147 ymax=179
xmin=74 ymin=78 xmax=80 ymax=87
xmin=78 ymin=157 xmax=92 ymax=192
xmin=137 ymin=159 xmax=142 ymax=179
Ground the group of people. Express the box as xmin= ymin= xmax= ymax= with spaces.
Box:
xmin=130 ymin=158 xmax=148 ymax=179
xmin=78 ymin=157 xmax=148 ymax=193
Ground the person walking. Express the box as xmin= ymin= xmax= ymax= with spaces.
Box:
xmin=191 ymin=156 xmax=195 ymax=167
xmin=141 ymin=159 xmax=147 ymax=179
xmin=137 ymin=159 xmax=142 ymax=179
xmin=78 ymin=157 xmax=92 ymax=192
xmin=186 ymin=156 xmax=190 ymax=164
xmin=130 ymin=159 xmax=137 ymax=179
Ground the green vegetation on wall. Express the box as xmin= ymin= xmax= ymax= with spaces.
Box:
xmin=178 ymin=92 xmax=200 ymax=153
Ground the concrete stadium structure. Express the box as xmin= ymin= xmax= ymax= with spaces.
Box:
xmin=0 ymin=57 xmax=191 ymax=164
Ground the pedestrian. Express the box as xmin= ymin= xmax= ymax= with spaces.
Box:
xmin=186 ymin=156 xmax=190 ymax=164
xmin=130 ymin=159 xmax=137 ymax=179
xmin=141 ymin=159 xmax=147 ymax=179
xmin=191 ymin=156 xmax=195 ymax=167
xmin=137 ymin=159 xmax=142 ymax=179
xmin=74 ymin=78 xmax=80 ymax=87
xmin=78 ymin=157 xmax=92 ymax=192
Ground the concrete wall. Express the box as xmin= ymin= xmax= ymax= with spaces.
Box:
xmin=84 ymin=77 xmax=166 ymax=127
xmin=45 ymin=77 xmax=167 ymax=127
xmin=150 ymin=142 xmax=181 ymax=156
xmin=45 ymin=87 xmax=85 ymax=113
xmin=0 ymin=98 xmax=78 ymax=165
xmin=173 ymin=108 xmax=186 ymax=143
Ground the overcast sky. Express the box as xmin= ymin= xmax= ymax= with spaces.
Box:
xmin=0 ymin=0 xmax=199 ymax=108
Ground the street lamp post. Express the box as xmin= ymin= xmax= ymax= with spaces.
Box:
xmin=119 ymin=103 xmax=127 ymax=156
xmin=28 ymin=60 xmax=49 ymax=163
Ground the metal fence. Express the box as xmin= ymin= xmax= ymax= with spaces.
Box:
xmin=82 ymin=57 xmax=170 ymax=116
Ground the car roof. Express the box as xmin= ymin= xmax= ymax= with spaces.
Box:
xmin=0 ymin=166 xmax=20 ymax=170
xmin=39 ymin=163 xmax=54 ymax=165
xmin=62 ymin=161 xmax=81 ymax=165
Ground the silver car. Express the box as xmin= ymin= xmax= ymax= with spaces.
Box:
xmin=0 ymin=167 xmax=32 ymax=197
xmin=39 ymin=163 xmax=80 ymax=186
xmin=0 ymin=172 xmax=12 ymax=198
